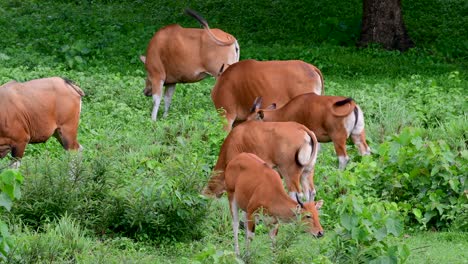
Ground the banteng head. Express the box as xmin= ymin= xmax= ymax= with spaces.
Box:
xmin=139 ymin=55 xmax=153 ymax=97
xmin=295 ymin=194 xmax=324 ymax=237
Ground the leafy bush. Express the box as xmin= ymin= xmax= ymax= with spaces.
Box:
xmin=342 ymin=127 xmax=467 ymax=230
xmin=6 ymin=214 xmax=91 ymax=263
xmin=327 ymin=195 xmax=409 ymax=263
xmin=11 ymin=153 xmax=116 ymax=233
xmin=0 ymin=169 xmax=23 ymax=259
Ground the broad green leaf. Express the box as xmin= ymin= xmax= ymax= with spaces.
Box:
xmin=385 ymin=218 xmax=402 ymax=236
xmin=375 ymin=226 xmax=387 ymax=241
xmin=412 ymin=208 xmax=422 ymax=220
xmin=340 ymin=213 xmax=358 ymax=231
xmin=0 ymin=193 xmax=12 ymax=211
xmin=1 ymin=171 xmax=15 ymax=186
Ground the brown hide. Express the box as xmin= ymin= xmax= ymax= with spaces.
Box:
xmin=211 ymin=59 xmax=324 ymax=131
xmin=248 ymin=93 xmax=371 ymax=169
xmin=141 ymin=9 xmax=239 ymax=121
xmin=0 ymin=77 xmax=84 ymax=162
xmin=225 ymin=153 xmax=323 ymax=254
xmin=203 ymin=121 xmax=319 ymax=201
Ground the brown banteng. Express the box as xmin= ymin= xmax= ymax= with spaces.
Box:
xmin=0 ymin=77 xmax=84 ymax=168
xmin=140 ymin=9 xmax=240 ymax=120
xmin=211 ymin=59 xmax=324 ymax=131
xmin=203 ymin=121 xmax=319 ymax=201
xmin=248 ymin=93 xmax=371 ymax=169
xmin=225 ymin=153 xmax=324 ymax=255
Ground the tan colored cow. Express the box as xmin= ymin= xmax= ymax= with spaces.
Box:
xmin=225 ymin=153 xmax=324 ymax=256
xmin=248 ymin=93 xmax=371 ymax=169
xmin=140 ymin=9 xmax=240 ymax=120
xmin=0 ymin=77 xmax=84 ymax=168
xmin=203 ymin=121 xmax=319 ymax=202
xmin=211 ymin=59 xmax=324 ymax=131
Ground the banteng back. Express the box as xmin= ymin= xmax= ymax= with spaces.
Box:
xmin=211 ymin=59 xmax=324 ymax=131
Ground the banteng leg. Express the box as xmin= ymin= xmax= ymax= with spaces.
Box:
xmin=279 ymin=165 xmax=302 ymax=200
xmin=229 ymin=197 xmax=240 ymax=256
xmin=10 ymin=142 xmax=27 ymax=169
xmin=149 ymin=78 xmax=164 ymax=121
xmin=352 ymin=132 xmax=371 ymax=155
xmin=333 ymin=136 xmax=349 ymax=170
xmin=301 ymin=167 xmax=316 ymax=202
xmin=269 ymin=221 xmax=279 ymax=250
xmin=163 ymin=84 xmax=176 ymax=118
xmin=245 ymin=210 xmax=256 ymax=253
xmin=54 ymin=126 xmax=83 ymax=180
xmin=222 ymin=112 xmax=236 ymax=132
xmin=351 ymin=106 xmax=371 ymax=155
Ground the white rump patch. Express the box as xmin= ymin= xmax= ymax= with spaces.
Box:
xmin=297 ymin=133 xmax=312 ymax=166
xmin=352 ymin=106 xmax=365 ymax=136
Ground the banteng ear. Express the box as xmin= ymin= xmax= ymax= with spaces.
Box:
xmin=139 ymin=55 xmax=146 ymax=63
xmin=258 ymin=110 xmax=264 ymax=120
xmin=250 ymin=96 xmax=263 ymax=113
xmin=315 ymin=199 xmax=324 ymax=210
xmin=266 ymin=103 xmax=277 ymax=110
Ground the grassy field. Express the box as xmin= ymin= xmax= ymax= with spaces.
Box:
xmin=0 ymin=0 xmax=467 ymax=263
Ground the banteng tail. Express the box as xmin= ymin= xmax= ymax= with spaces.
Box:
xmin=331 ymin=97 xmax=355 ymax=117
xmin=185 ymin=9 xmax=236 ymax=46
xmin=62 ymin=78 xmax=85 ymax=97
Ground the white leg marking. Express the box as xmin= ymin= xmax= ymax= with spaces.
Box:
xmin=309 ymin=188 xmax=316 ymax=202
xmin=300 ymin=175 xmax=311 ymax=201
xmin=231 ymin=200 xmax=240 ymax=256
xmin=163 ymin=84 xmax=176 ymax=118
xmin=338 ymin=155 xmax=350 ymax=170
xmin=10 ymin=160 xmax=21 ymax=169
xmin=151 ymin=94 xmax=161 ymax=121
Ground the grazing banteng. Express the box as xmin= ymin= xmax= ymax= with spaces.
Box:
xmin=211 ymin=59 xmax=324 ymax=131
xmin=248 ymin=94 xmax=371 ymax=169
xmin=140 ymin=9 xmax=240 ymax=120
xmin=225 ymin=153 xmax=324 ymax=255
xmin=0 ymin=77 xmax=84 ymax=168
xmin=203 ymin=121 xmax=319 ymax=201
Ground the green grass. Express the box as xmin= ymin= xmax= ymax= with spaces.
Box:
xmin=406 ymin=232 xmax=468 ymax=264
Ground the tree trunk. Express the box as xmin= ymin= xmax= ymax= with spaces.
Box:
xmin=359 ymin=0 xmax=414 ymax=51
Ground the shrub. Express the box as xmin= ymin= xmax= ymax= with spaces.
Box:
xmin=6 ymin=214 xmax=91 ymax=263
xmin=326 ymin=195 xmax=409 ymax=263
xmin=0 ymin=169 xmax=23 ymax=260
xmin=342 ymin=127 xmax=467 ymax=230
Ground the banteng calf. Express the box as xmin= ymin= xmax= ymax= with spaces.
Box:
xmin=225 ymin=153 xmax=324 ymax=256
